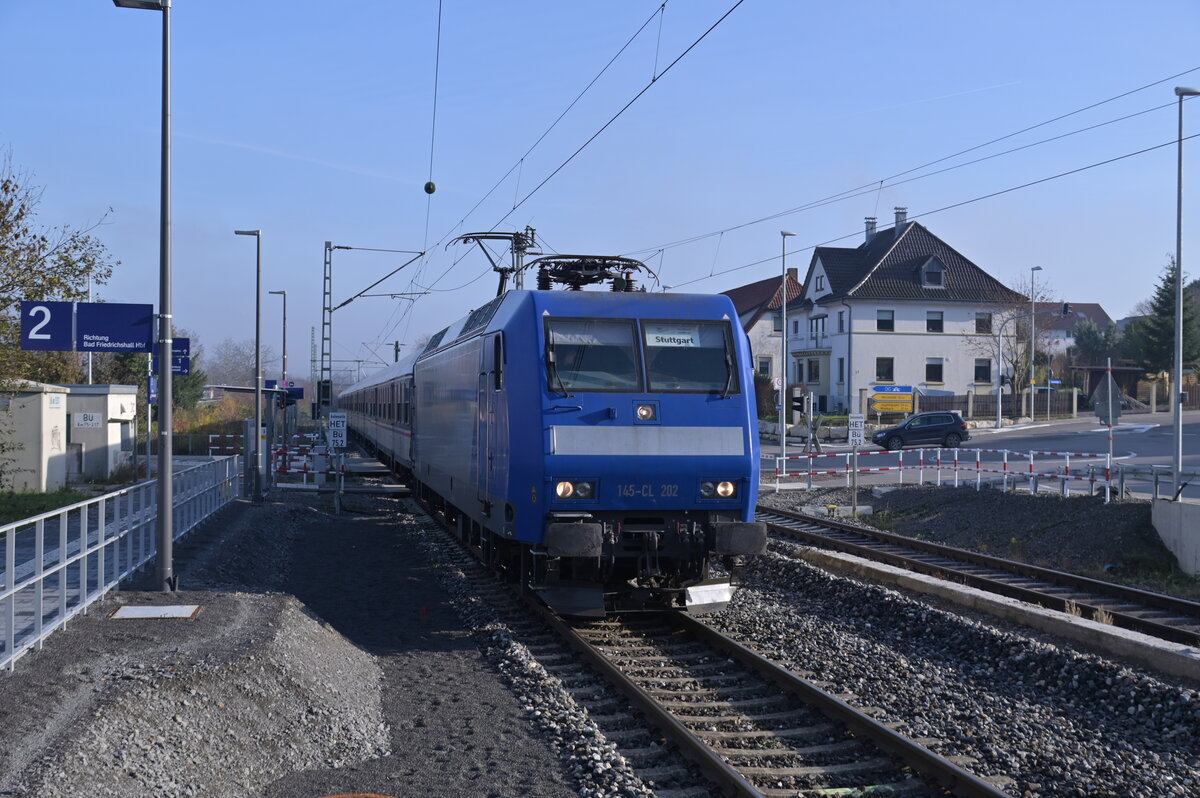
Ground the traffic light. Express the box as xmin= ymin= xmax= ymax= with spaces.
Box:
xmin=792 ymin=396 xmax=805 ymax=414
xmin=1061 ymin=302 xmax=1071 ymax=316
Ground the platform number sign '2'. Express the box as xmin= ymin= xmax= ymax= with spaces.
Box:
xmin=20 ymin=301 xmax=74 ymax=351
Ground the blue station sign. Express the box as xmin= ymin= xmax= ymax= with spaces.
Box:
xmin=152 ymin=338 xmax=191 ymax=375
xmin=20 ymin=301 xmax=74 ymax=351
xmin=76 ymin=303 xmax=154 ymax=353
xmin=872 ymin=385 xmax=914 ymax=394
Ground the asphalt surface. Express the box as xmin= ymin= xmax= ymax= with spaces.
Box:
xmin=764 ymin=408 xmax=1200 ymax=500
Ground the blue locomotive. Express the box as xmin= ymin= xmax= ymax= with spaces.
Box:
xmin=340 ymin=257 xmax=766 ymax=616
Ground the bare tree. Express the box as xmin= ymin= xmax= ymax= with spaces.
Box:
xmin=207 ymin=338 xmax=277 ymax=388
xmin=966 ymin=275 xmax=1060 ymax=395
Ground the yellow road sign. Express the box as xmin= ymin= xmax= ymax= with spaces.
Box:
xmin=870 ymin=399 xmax=913 ymax=412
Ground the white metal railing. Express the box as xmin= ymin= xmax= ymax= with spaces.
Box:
xmin=769 ymin=448 xmax=1199 ymax=501
xmin=0 ymin=456 xmax=241 ymax=671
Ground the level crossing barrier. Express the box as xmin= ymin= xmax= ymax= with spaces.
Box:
xmin=0 ymin=456 xmax=241 ymax=671
xmin=770 ymin=447 xmax=1122 ymax=497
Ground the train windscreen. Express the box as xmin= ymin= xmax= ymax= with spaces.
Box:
xmin=545 ymin=319 xmax=642 ymax=392
xmin=643 ymin=320 xmax=739 ymax=394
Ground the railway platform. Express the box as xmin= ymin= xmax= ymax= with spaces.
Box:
xmin=0 ymin=476 xmax=577 ymax=798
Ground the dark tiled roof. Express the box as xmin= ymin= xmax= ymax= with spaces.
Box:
xmin=720 ymin=269 xmax=803 ymax=329
xmin=806 ymin=222 xmax=1024 ymax=305
xmin=1034 ymin=302 xmax=1115 ymax=332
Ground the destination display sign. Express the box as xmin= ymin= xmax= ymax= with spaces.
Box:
xmin=75 ymin=303 xmax=154 ymax=353
xmin=870 ymin=399 xmax=913 ymax=413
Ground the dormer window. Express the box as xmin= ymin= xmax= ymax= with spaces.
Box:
xmin=921 ymin=257 xmax=946 ymax=288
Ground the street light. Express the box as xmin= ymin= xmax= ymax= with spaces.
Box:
xmin=112 ymin=0 xmax=174 ymax=591
xmin=1174 ymin=87 xmax=1200 ymax=498
xmin=269 ymin=289 xmax=288 ymax=450
xmin=780 ymin=231 xmax=797 ymax=466
xmin=1029 ymin=265 xmax=1043 ymax=418
xmin=235 ymin=230 xmax=263 ymax=503
xmin=269 ymin=290 xmax=287 ymax=384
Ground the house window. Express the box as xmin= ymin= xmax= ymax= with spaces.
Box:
xmin=974 ymin=358 xmax=992 ymax=383
xmin=807 ymin=359 xmax=820 ymax=383
xmin=773 ymin=312 xmax=782 ymax=332
xmin=923 ymin=260 xmax=945 ymax=287
xmin=926 ymin=358 xmax=944 ymax=383
xmin=793 ymin=320 xmax=800 ymax=335
xmin=975 ymin=312 xmax=993 ymax=334
xmin=876 ymin=310 xmax=894 ymax=332
xmin=809 ymin=317 xmax=826 ymax=340
xmin=837 ymin=357 xmax=845 ymax=383
xmin=837 ymin=310 xmax=845 ymax=333
xmin=926 ymin=311 xmax=944 ymax=333
xmin=816 ymin=275 xmax=825 ymax=290
xmin=757 ymin=357 xmax=771 ymax=377
xmin=876 ymin=357 xmax=894 ymax=382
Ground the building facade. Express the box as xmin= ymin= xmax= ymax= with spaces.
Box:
xmin=720 ymin=267 xmax=804 ymax=383
xmin=789 ymin=210 xmax=1026 ymax=413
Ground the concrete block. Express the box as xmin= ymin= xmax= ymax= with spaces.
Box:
xmin=1151 ymin=498 xmax=1200 ymax=576
xmin=800 ymin=504 xmax=873 ymax=518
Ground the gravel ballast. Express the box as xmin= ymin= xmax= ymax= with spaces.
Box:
xmin=714 ymin=546 xmax=1200 ymax=797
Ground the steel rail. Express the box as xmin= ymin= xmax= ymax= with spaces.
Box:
xmin=757 ymin=506 xmax=1200 ymax=647
xmin=522 ymin=596 xmax=766 ymax=797
xmin=679 ymin=615 xmax=1011 ymax=798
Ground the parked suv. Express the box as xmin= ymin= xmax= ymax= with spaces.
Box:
xmin=871 ymin=411 xmax=970 ymax=450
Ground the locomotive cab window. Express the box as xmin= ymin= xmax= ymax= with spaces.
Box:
xmin=643 ymin=320 xmax=738 ymax=394
xmin=545 ymin=319 xmax=641 ymax=392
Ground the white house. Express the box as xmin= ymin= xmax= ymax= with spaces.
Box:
xmin=719 ymin=268 xmax=804 ymax=383
xmin=1033 ymin=302 xmax=1115 ymax=357
xmin=788 ymin=209 xmax=1026 ymax=413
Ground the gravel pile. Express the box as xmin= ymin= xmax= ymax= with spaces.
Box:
xmin=714 ymin=548 xmax=1200 ymax=797
xmin=759 ymin=484 xmax=1179 ymax=580
xmin=404 ymin=510 xmax=658 ymax=798
xmin=8 ymin=592 xmax=389 ymax=798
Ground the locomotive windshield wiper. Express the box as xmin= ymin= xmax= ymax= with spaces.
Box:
xmin=720 ymin=350 xmax=735 ymax=399
xmin=546 ymin=345 xmax=573 ymax=396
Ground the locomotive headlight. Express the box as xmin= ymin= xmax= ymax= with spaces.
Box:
xmin=555 ymin=480 xmax=595 ymax=499
xmin=636 ymin=404 xmax=657 ymax=421
xmin=700 ymin=480 xmax=737 ymax=499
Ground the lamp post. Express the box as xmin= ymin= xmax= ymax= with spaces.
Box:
xmin=235 ymin=230 xmax=263 ymax=503
xmin=112 ymin=0 xmax=174 ymax=591
xmin=780 ymin=231 xmax=796 ymax=465
xmin=1029 ymin=266 xmax=1042 ymax=418
xmin=1174 ymin=87 xmax=1200 ymax=498
xmin=269 ymin=290 xmax=287 ymax=384
xmin=269 ymin=289 xmax=287 ymax=449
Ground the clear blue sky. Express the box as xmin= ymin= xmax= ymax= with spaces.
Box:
xmin=4 ymin=1 xmax=1199 ymax=384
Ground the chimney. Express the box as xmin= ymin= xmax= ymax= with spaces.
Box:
xmin=894 ymin=206 xmax=908 ymax=235
xmin=864 ymin=217 xmax=877 ymax=243
xmin=787 ymin=267 xmax=798 ymax=282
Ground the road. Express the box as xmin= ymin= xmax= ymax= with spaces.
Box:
xmin=763 ymin=409 xmax=1200 ymax=501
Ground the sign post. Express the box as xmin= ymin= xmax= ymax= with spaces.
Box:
xmin=328 ymin=411 xmax=347 ymax=450
xmin=849 ymin=413 xmax=865 ymax=516
xmin=869 ymin=385 xmax=914 ymax=414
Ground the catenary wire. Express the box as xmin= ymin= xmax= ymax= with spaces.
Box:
xmin=667 ymin=131 xmax=1200 ymax=291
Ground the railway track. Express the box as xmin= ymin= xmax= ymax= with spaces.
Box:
xmin=757 ymin=506 xmax=1200 ymax=648
xmin=540 ymin=610 xmax=1011 ymax=798
xmin=419 ymin=497 xmax=1010 ymax=797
